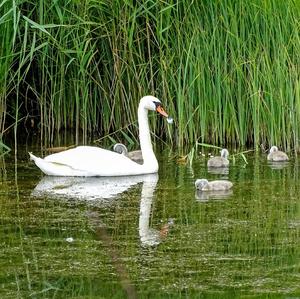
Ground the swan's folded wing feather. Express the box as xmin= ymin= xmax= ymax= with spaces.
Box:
xmin=44 ymin=146 xmax=142 ymax=175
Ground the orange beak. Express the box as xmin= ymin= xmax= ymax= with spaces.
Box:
xmin=156 ymin=105 xmax=169 ymax=118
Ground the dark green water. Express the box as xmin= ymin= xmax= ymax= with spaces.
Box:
xmin=0 ymin=144 xmax=299 ymax=298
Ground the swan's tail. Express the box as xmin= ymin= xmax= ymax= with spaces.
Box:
xmin=29 ymin=152 xmax=37 ymax=161
xmin=29 ymin=151 xmax=88 ymax=176
xmin=29 ymin=152 xmax=51 ymax=173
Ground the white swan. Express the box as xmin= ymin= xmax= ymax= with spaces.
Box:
xmin=29 ymin=96 xmax=170 ymax=176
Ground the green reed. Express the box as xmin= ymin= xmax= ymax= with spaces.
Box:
xmin=1 ymin=0 xmax=300 ymax=150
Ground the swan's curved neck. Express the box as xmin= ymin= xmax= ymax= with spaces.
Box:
xmin=138 ymin=105 xmax=158 ymax=168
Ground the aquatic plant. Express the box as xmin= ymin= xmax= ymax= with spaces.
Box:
xmin=1 ymin=0 xmax=300 ymax=151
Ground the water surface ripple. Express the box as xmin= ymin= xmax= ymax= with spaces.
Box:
xmin=0 ymin=146 xmax=299 ymax=298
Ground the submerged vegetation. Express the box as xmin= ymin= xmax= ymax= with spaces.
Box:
xmin=1 ymin=0 xmax=300 ymax=150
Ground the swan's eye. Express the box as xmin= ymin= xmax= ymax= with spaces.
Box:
xmin=153 ymin=101 xmax=161 ymax=108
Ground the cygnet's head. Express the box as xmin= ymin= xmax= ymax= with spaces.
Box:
xmin=195 ymin=179 xmax=209 ymax=190
xmin=221 ymin=148 xmax=229 ymax=159
xmin=269 ymin=145 xmax=278 ymax=153
xmin=113 ymin=143 xmax=128 ymax=155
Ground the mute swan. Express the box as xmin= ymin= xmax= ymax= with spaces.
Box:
xmin=207 ymin=148 xmax=229 ymax=167
xmin=267 ymin=145 xmax=288 ymax=161
xmin=29 ymin=96 xmax=170 ymax=176
xmin=195 ymin=179 xmax=233 ymax=191
xmin=113 ymin=143 xmax=143 ymax=164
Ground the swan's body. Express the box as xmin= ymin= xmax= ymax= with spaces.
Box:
xmin=195 ymin=179 xmax=233 ymax=191
xmin=207 ymin=149 xmax=229 ymax=168
xmin=113 ymin=143 xmax=143 ymax=164
xmin=29 ymin=147 xmax=152 ymax=176
xmin=267 ymin=145 xmax=288 ymax=162
xmin=29 ymin=96 xmax=169 ymax=176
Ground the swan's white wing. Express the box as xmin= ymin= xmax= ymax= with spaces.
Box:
xmin=44 ymin=146 xmax=145 ymax=176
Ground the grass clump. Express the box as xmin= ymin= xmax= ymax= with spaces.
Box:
xmin=1 ymin=0 xmax=300 ymax=151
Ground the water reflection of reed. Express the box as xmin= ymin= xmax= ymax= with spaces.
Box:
xmin=0 ymin=155 xmax=7 ymax=180
xmin=1 ymin=151 xmax=299 ymax=297
xmin=10 ymin=173 xmax=164 ymax=298
xmin=139 ymin=154 xmax=300 ymax=295
xmin=31 ymin=174 xmax=169 ymax=247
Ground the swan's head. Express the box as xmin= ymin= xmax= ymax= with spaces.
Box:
xmin=221 ymin=148 xmax=229 ymax=159
xmin=139 ymin=96 xmax=169 ymax=118
xmin=269 ymin=145 xmax=278 ymax=153
xmin=195 ymin=179 xmax=209 ymax=190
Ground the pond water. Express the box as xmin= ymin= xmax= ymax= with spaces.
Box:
xmin=0 ymin=143 xmax=299 ymax=298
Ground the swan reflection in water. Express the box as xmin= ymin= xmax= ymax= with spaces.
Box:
xmin=31 ymin=174 xmax=158 ymax=201
xmin=267 ymin=161 xmax=289 ymax=170
xmin=31 ymin=174 xmax=172 ymax=246
xmin=207 ymin=166 xmax=229 ymax=176
xmin=195 ymin=189 xmax=233 ymax=202
xmin=138 ymin=175 xmax=174 ymax=246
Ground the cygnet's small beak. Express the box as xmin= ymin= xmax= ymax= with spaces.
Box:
xmin=156 ymin=105 xmax=169 ymax=118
